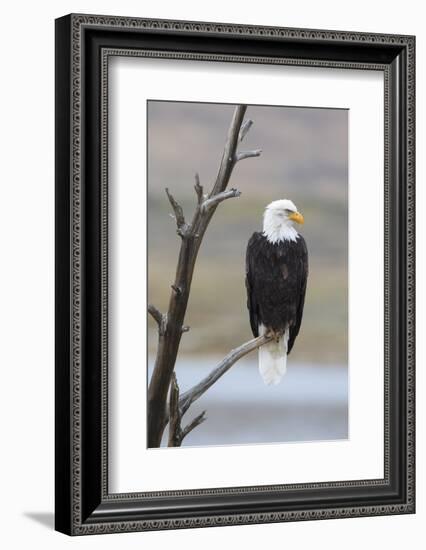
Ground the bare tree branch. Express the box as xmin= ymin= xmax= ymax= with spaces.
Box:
xmin=239 ymin=119 xmax=253 ymax=142
xmin=165 ymin=188 xmax=191 ymax=238
xmin=148 ymin=304 xmax=168 ymax=336
xmin=163 ymin=333 xmax=271 ymax=429
xmin=165 ymin=187 xmax=185 ymax=225
xmin=167 ymin=373 xmax=207 ymax=446
xmin=167 ymin=373 xmax=182 ymax=447
xmin=147 ymin=106 xmax=262 ymax=448
xmin=181 ymin=411 xmax=207 ymax=440
xmin=201 ymin=188 xmax=241 ymax=213
xmin=209 ymin=106 xmax=248 ymax=198
xmin=194 ymin=173 xmax=204 ymax=205
xmin=179 ymin=334 xmax=272 ymax=417
xmin=147 ymin=303 xmax=163 ymax=325
xmin=235 ymin=149 xmax=263 ymax=162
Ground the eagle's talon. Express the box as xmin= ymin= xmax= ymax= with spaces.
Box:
xmin=265 ymin=329 xmax=281 ymax=343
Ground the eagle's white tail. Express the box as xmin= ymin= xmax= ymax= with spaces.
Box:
xmin=259 ymin=327 xmax=289 ymax=386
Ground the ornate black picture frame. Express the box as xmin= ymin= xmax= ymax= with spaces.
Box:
xmin=55 ymin=13 xmax=415 ymax=535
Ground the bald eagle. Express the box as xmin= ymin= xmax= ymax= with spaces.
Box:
xmin=245 ymin=200 xmax=308 ymax=385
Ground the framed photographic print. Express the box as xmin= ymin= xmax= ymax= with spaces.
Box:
xmin=55 ymin=14 xmax=415 ymax=535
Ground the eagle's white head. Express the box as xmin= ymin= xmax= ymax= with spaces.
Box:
xmin=263 ymin=199 xmax=304 ymax=244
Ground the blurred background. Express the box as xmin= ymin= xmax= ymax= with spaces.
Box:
xmin=147 ymin=101 xmax=348 ymax=447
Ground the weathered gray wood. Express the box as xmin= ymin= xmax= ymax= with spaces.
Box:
xmin=147 ymin=105 xmax=262 ymax=447
xmin=235 ymin=149 xmax=262 ymax=162
xmin=147 ymin=304 xmax=163 ymax=326
xmin=201 ymin=188 xmax=241 ymax=213
xmin=178 ymin=334 xmax=272 ymax=417
xmin=167 ymin=373 xmax=181 ymax=447
xmin=194 ymin=172 xmax=204 ymax=204
xmin=181 ymin=411 xmax=207 ymax=441
xmin=238 ymin=119 xmax=253 ymax=142
xmin=167 ymin=372 xmax=207 ymax=447
xmin=147 ymin=304 xmax=166 ymax=335
xmin=165 ymin=187 xmax=191 ymax=238
xmin=162 ymin=333 xmax=272 ymax=428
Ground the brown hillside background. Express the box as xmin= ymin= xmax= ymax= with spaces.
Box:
xmin=147 ymin=101 xmax=348 ymax=365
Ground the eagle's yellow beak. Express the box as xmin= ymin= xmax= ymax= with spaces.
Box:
xmin=289 ymin=211 xmax=304 ymax=225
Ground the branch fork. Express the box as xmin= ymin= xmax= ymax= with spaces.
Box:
xmin=148 ymin=304 xmax=167 ymax=335
xmin=201 ymin=188 xmax=241 ymax=213
xmin=168 ymin=373 xmax=206 ymax=447
xmin=166 ymin=188 xmax=192 ymax=238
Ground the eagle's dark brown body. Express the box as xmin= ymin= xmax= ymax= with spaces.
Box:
xmin=245 ymin=232 xmax=308 ymax=354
